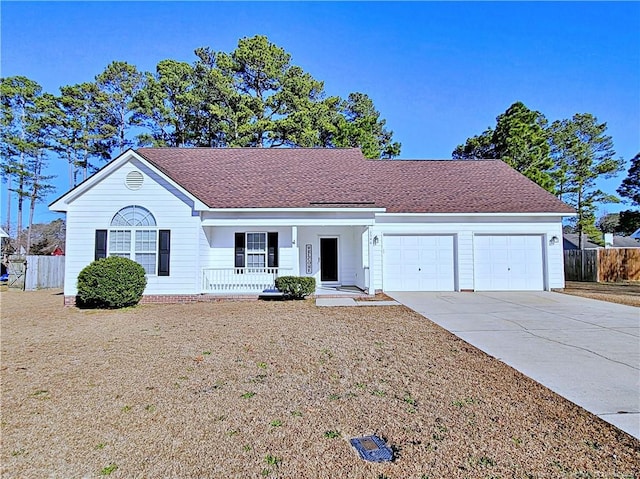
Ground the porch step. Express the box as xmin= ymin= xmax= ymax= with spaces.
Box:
xmin=316 ymin=298 xmax=358 ymax=307
xmin=316 ymin=298 xmax=400 ymax=307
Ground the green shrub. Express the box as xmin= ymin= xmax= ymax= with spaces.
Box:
xmin=275 ymin=276 xmax=316 ymax=299
xmin=77 ymin=256 xmax=147 ymax=308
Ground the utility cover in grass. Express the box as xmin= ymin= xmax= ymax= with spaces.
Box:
xmin=350 ymin=435 xmax=394 ymax=462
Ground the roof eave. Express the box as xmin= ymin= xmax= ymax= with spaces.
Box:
xmin=204 ymin=207 xmax=387 ymax=213
xmin=376 ymin=211 xmax=577 ymax=217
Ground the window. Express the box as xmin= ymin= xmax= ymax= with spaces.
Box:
xmin=111 ymin=205 xmax=156 ymax=227
xmin=109 ymin=206 xmax=157 ymax=274
xmin=133 ymin=230 xmax=157 ymax=273
xmin=235 ymin=232 xmax=278 ymax=270
xmin=247 ymin=232 xmax=266 ymax=268
xmin=94 ymin=206 xmax=170 ymax=276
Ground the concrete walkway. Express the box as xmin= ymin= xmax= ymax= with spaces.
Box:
xmin=388 ymin=291 xmax=640 ymax=439
xmin=315 ymin=297 xmax=399 ymax=307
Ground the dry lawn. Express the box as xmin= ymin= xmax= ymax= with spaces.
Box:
xmin=1 ymin=290 xmax=638 ymax=479
xmin=557 ymin=281 xmax=640 ymax=308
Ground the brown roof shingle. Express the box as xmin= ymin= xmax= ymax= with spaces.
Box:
xmin=135 ymin=147 xmax=575 ymax=214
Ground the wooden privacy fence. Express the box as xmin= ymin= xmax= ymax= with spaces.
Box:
xmin=6 ymin=255 xmax=65 ymax=290
xmin=564 ymin=250 xmax=598 ymax=282
xmin=564 ymin=248 xmax=640 ymax=282
xmin=598 ymin=248 xmax=640 ymax=282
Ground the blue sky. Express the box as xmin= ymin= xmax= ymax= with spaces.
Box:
xmin=2 ymin=1 xmax=639 ymax=226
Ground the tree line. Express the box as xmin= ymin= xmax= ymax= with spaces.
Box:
xmin=2 ymin=35 xmax=637 ymax=253
xmin=453 ymin=102 xmax=639 ymax=244
xmin=1 ymin=35 xmax=401 ymax=251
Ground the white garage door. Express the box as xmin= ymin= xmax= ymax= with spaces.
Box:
xmin=383 ymin=235 xmax=455 ymax=291
xmin=474 ymin=235 xmax=544 ymax=291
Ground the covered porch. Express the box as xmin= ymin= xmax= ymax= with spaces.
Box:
xmin=200 ymin=267 xmax=368 ymax=296
xmin=199 ymin=211 xmax=380 ymax=295
xmin=201 ymin=267 xmax=290 ymax=294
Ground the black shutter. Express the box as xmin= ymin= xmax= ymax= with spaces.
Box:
xmin=268 ymin=232 xmax=278 ymax=268
xmin=158 ymin=230 xmax=170 ymax=276
xmin=95 ymin=230 xmax=107 ymax=260
xmin=235 ymin=233 xmax=245 ymax=267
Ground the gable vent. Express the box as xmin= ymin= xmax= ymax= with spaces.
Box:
xmin=125 ymin=171 xmax=144 ymax=190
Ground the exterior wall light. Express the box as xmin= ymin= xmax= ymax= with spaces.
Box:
xmin=373 ymin=235 xmax=379 ymax=246
xmin=549 ymin=235 xmax=559 ymax=245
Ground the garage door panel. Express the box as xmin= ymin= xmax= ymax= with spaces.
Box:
xmin=474 ymin=235 xmax=544 ymax=291
xmin=385 ymin=249 xmax=402 ymax=267
xmin=384 ymin=235 xmax=455 ymax=291
xmin=401 ymin=236 xmax=420 ymax=247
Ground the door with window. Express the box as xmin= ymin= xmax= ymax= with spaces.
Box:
xmin=320 ymin=237 xmax=338 ymax=282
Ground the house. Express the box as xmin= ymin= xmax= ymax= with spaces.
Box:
xmin=41 ymin=244 xmax=65 ymax=256
xmin=0 ymin=227 xmax=8 ymax=255
xmin=563 ymin=233 xmax=640 ymax=249
xmin=0 ymin=227 xmax=8 ymax=281
xmin=49 ymin=148 xmax=575 ymax=304
xmin=563 ymin=233 xmax=600 ymax=250
xmin=612 ymin=235 xmax=640 ymax=247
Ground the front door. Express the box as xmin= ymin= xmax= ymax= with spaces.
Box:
xmin=320 ymin=237 xmax=338 ymax=282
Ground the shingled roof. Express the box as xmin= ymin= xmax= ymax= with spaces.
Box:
xmin=135 ymin=147 xmax=574 ymax=214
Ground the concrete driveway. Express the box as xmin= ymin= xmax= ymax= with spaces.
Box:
xmin=388 ymin=291 xmax=640 ymax=439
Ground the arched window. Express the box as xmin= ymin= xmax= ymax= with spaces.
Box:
xmin=109 ymin=206 xmax=158 ymax=274
xmin=111 ymin=205 xmax=156 ymax=227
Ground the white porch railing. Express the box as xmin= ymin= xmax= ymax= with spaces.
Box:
xmin=202 ymin=268 xmax=292 ymax=294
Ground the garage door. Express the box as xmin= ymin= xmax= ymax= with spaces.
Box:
xmin=474 ymin=235 xmax=544 ymax=291
xmin=383 ymin=235 xmax=455 ymax=291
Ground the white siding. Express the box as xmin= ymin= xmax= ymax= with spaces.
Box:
xmin=456 ymin=231 xmax=474 ymax=290
xmin=199 ymin=226 xmax=213 ymax=269
xmin=62 ymin=161 xmax=201 ymax=296
xmin=297 ymin=226 xmax=362 ymax=286
xmin=372 ymin=216 xmax=566 ymax=292
xmin=546 ymin=223 xmax=565 ymax=287
xmin=370 ymin=228 xmax=383 ymax=292
xmin=358 ymin=228 xmax=370 ymax=291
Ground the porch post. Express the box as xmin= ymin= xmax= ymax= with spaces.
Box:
xmin=291 ymin=226 xmax=300 ymax=275
xmin=367 ymin=227 xmax=376 ymax=296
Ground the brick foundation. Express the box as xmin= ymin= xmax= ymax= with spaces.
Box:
xmin=63 ymin=290 xmax=368 ymax=306
xmin=63 ymin=294 xmax=260 ymax=306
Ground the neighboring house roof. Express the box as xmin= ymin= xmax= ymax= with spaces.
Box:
xmin=563 ymin=233 xmax=600 ymax=250
xmin=41 ymin=244 xmax=65 ymax=255
xmin=563 ymin=233 xmax=640 ymax=249
xmin=613 ymin=235 xmax=640 ymax=247
xmin=135 ymin=148 xmax=575 ymax=214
